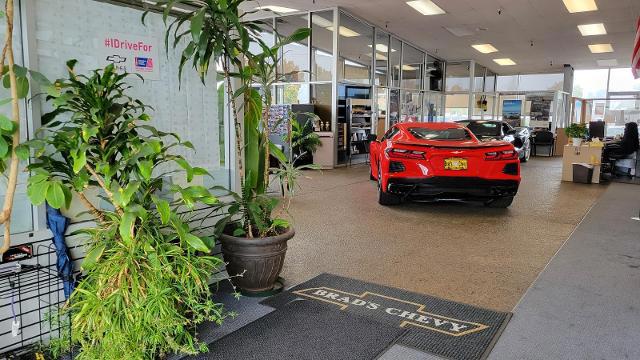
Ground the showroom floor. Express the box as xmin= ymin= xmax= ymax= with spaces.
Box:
xmin=277 ymin=157 xmax=606 ymax=312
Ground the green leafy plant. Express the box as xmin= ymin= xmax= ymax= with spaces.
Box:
xmin=287 ymin=114 xmax=322 ymax=164
xmin=565 ymin=123 xmax=588 ymax=138
xmin=0 ymin=0 xmax=48 ymax=254
xmin=27 ymin=61 xmax=229 ymax=359
xmin=151 ymin=0 xmax=311 ymax=238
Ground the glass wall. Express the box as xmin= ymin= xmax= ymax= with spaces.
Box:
xmin=445 ymin=61 xmax=471 ymax=92
xmin=426 ymin=55 xmax=443 ymax=91
xmin=401 ymin=44 xmax=424 ymax=90
xmin=278 ymin=14 xmax=310 ymax=82
xmin=311 ymin=11 xmax=334 ymax=82
xmin=374 ymin=31 xmax=390 ymax=86
xmin=338 ymin=13 xmax=373 ymax=84
xmin=389 ymin=37 xmax=402 ymax=88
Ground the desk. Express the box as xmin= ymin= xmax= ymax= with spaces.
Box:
xmin=562 ymin=144 xmax=603 ymax=183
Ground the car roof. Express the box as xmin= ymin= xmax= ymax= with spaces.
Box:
xmin=395 ymin=122 xmax=466 ymax=130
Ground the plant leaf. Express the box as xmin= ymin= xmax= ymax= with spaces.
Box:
xmin=45 ymin=181 xmax=66 ymax=209
xmin=119 ymin=212 xmax=136 ymax=244
xmin=152 ymin=196 xmax=171 ymax=225
xmin=81 ymin=244 xmax=106 ymax=271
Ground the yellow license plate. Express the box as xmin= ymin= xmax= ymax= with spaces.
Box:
xmin=444 ymin=158 xmax=468 ymax=170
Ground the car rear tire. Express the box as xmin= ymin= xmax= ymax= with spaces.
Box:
xmin=369 ymin=164 xmax=376 ymax=180
xmin=377 ymin=164 xmax=401 ymax=205
xmin=485 ymin=196 xmax=514 ymax=208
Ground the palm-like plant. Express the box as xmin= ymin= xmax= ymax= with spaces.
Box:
xmin=288 ymin=116 xmax=322 ymax=165
xmin=150 ymin=0 xmax=310 ymax=238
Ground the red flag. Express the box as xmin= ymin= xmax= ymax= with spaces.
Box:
xmin=633 ymin=16 xmax=640 ymax=79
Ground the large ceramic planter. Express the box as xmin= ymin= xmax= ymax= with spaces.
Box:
xmin=219 ymin=227 xmax=294 ymax=294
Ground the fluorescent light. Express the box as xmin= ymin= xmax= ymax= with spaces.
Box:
xmin=345 ymin=59 xmax=366 ymax=68
xmin=406 ymin=0 xmax=446 ymax=15
xmin=368 ymin=44 xmax=397 ymax=53
xmin=255 ymin=5 xmax=299 ymax=13
xmin=493 ymin=58 xmax=516 ymax=66
xmin=588 ymin=43 xmax=613 ymax=53
xmin=596 ymin=59 xmax=618 ymax=67
xmin=394 ymin=65 xmax=417 ymax=71
xmin=365 ymin=52 xmax=389 ymax=61
xmin=471 ymin=44 xmax=498 ymax=54
xmin=578 ymin=23 xmax=606 ymax=36
xmin=562 ymin=0 xmax=597 ymax=13
xmin=327 ymin=26 xmax=360 ymax=37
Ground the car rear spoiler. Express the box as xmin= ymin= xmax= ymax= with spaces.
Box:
xmin=394 ymin=141 xmax=511 ymax=150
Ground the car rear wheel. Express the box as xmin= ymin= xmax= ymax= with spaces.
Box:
xmin=369 ymin=163 xmax=376 ymax=180
xmin=377 ymin=164 xmax=400 ymax=205
xmin=484 ymin=196 xmax=514 ymax=208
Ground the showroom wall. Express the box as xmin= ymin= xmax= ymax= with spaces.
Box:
xmin=15 ymin=0 xmax=231 ymax=225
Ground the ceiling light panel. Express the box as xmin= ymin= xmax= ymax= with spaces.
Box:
xmin=444 ymin=26 xmax=475 ymax=37
xmin=472 ymin=44 xmax=498 ymax=54
xmin=327 ymin=26 xmax=360 ymax=37
xmin=406 ymin=0 xmax=446 ymax=15
xmin=578 ymin=23 xmax=606 ymax=36
xmin=562 ymin=0 xmax=598 ymax=13
xmin=588 ymin=43 xmax=613 ymax=53
xmin=493 ymin=58 xmax=516 ymax=66
xmin=255 ymin=5 xmax=299 ymax=13
xmin=368 ymin=44 xmax=397 ymax=53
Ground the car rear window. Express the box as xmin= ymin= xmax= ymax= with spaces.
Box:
xmin=408 ymin=127 xmax=472 ymax=140
xmin=464 ymin=122 xmax=501 ymax=137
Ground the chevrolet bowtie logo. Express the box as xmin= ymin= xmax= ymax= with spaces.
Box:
xmin=293 ymin=287 xmax=489 ymax=337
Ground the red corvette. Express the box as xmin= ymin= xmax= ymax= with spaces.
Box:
xmin=369 ymin=122 xmax=521 ymax=207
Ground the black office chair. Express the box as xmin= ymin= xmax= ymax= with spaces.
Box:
xmin=602 ymin=123 xmax=639 ymax=178
xmin=532 ymin=130 xmax=555 ymax=157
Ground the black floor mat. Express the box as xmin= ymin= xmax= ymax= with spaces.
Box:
xmin=188 ymin=300 xmax=406 ymax=360
xmin=261 ymin=273 xmax=511 ymax=360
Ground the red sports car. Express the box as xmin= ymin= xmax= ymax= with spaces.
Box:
xmin=369 ymin=122 xmax=521 ymax=207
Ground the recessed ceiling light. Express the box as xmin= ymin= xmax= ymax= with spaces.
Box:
xmin=255 ymin=5 xmax=299 ymax=13
xmin=596 ymin=59 xmax=618 ymax=67
xmin=306 ymin=15 xmax=333 ymax=28
xmin=493 ymin=58 xmax=516 ymax=66
xmin=562 ymin=0 xmax=598 ymax=13
xmin=368 ymin=44 xmax=397 ymax=53
xmin=406 ymin=0 xmax=446 ymax=15
xmin=578 ymin=23 xmax=606 ymax=36
xmin=588 ymin=43 xmax=613 ymax=53
xmin=471 ymin=44 xmax=498 ymax=54
xmin=327 ymin=26 xmax=360 ymax=37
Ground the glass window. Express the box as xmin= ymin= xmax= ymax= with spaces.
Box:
xmin=401 ymin=44 xmax=424 ymax=90
xmin=517 ymin=73 xmax=563 ymax=91
xmin=426 ymin=55 xmax=443 ymax=91
xmin=374 ymin=87 xmax=388 ymax=138
xmin=310 ymin=83 xmax=332 ymax=131
xmin=573 ymin=69 xmax=608 ymax=98
xmin=608 ymin=68 xmax=640 ymax=93
xmin=474 ymin=63 xmax=485 ymax=92
xmin=311 ymin=11 xmax=334 ymax=82
xmin=276 ymin=84 xmax=310 ymax=104
xmin=408 ymin=127 xmax=472 ymax=140
xmin=400 ymin=90 xmax=422 ymax=122
xmin=485 ymin=70 xmax=496 ymax=92
xmin=445 ymin=94 xmax=470 ymax=121
xmin=278 ymin=14 xmax=309 ymax=82
xmin=496 ymin=75 xmax=519 ymax=92
xmin=389 ymin=38 xmax=402 ymax=88
xmin=250 ymin=18 xmax=274 ymax=55
xmin=374 ymin=31 xmax=390 ymax=86
xmin=338 ymin=13 xmax=373 ymax=84
xmin=389 ymin=89 xmax=400 ymax=126
xmin=445 ymin=61 xmax=471 ymax=92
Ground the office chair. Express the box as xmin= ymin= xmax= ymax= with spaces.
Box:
xmin=602 ymin=123 xmax=639 ymax=178
xmin=532 ymin=130 xmax=555 ymax=157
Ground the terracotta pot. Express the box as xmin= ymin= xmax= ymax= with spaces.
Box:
xmin=219 ymin=227 xmax=294 ymax=294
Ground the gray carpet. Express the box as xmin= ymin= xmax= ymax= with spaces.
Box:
xmin=262 ymin=273 xmax=511 ymax=360
xmin=187 ymin=300 xmax=405 ymax=360
xmin=489 ymin=182 xmax=640 ymax=360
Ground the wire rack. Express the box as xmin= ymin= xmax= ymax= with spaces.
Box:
xmin=0 ymin=242 xmax=71 ymax=358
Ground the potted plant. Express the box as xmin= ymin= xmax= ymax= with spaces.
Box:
xmin=155 ymin=0 xmax=310 ymax=294
xmin=565 ymin=123 xmax=587 ymax=146
xmin=287 ymin=115 xmax=322 ymax=166
xmin=26 ymin=61 xmax=229 ymax=359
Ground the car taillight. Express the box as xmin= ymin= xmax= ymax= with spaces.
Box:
xmin=485 ymin=149 xmax=518 ymax=160
xmin=386 ymin=148 xmax=425 ymax=159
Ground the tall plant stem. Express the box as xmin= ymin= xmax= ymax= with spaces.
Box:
xmin=0 ymin=0 xmax=22 ymax=254
xmin=84 ymin=164 xmax=124 ymax=216
xmin=222 ymin=62 xmax=253 ymax=238
xmin=78 ymin=192 xmax=106 ymax=224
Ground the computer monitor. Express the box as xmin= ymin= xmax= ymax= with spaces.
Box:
xmin=589 ymin=121 xmax=605 ymax=140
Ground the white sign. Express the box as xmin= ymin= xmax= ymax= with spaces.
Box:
xmin=97 ymin=32 xmax=160 ymax=81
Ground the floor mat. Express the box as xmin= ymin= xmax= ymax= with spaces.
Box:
xmin=187 ymin=300 xmax=405 ymax=360
xmin=261 ymin=273 xmax=511 ymax=360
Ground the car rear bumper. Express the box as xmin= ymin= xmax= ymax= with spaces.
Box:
xmin=386 ymin=177 xmax=519 ymax=199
